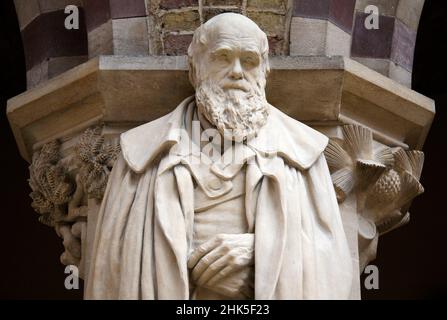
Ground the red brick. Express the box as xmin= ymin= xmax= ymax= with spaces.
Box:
xmin=268 ymin=35 xmax=285 ymax=55
xmin=203 ymin=0 xmax=242 ymax=6
xmin=164 ymin=34 xmax=193 ymax=55
xmin=160 ymin=0 xmax=198 ymax=10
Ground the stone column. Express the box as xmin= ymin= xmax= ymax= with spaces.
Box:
xmin=351 ymin=0 xmax=426 ymax=87
xmin=14 ymin=0 xmax=88 ymax=89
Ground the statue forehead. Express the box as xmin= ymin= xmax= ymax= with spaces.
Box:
xmin=203 ymin=13 xmax=264 ymax=49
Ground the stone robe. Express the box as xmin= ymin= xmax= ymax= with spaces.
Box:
xmin=85 ymin=96 xmax=353 ymax=299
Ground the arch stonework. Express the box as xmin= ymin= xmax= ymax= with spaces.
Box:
xmin=15 ymin=0 xmax=425 ymax=88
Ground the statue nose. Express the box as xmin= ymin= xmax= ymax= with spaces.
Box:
xmin=229 ymin=59 xmax=243 ymax=80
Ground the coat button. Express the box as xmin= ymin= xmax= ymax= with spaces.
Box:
xmin=208 ymin=178 xmax=222 ymax=190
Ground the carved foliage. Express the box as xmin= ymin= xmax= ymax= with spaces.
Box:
xmin=74 ymin=127 xmax=120 ymax=199
xmin=29 ymin=141 xmax=74 ymax=227
xmin=365 ymin=149 xmax=424 ymax=233
xmin=29 ymin=126 xmax=120 ymax=272
xmin=324 ymin=125 xmax=394 ymax=203
xmin=324 ymin=124 xmax=425 ymax=233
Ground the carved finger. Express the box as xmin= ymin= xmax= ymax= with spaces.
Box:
xmin=191 ymin=249 xmax=222 ymax=282
xmin=187 ymin=236 xmax=223 ymax=269
xmin=206 ymin=265 xmax=237 ymax=287
xmin=196 ymin=255 xmax=231 ymax=286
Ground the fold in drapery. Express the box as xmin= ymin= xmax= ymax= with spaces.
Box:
xmin=85 ymin=98 xmax=353 ymax=300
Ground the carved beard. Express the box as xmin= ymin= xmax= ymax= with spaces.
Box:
xmin=195 ymin=78 xmax=269 ymax=141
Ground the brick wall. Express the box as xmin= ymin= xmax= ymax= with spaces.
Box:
xmin=148 ymin=0 xmax=291 ymax=55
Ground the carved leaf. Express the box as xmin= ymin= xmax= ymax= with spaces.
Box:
xmin=331 ymin=167 xmax=355 ymax=202
xmin=324 ymin=139 xmax=353 ymax=171
xmin=74 ymin=126 xmax=120 ymax=199
xmin=325 ymin=124 xmax=394 ymax=203
xmin=342 ymin=125 xmax=373 ymax=160
xmin=28 ymin=141 xmax=74 ymax=225
xmin=394 ymin=148 xmax=424 ymax=179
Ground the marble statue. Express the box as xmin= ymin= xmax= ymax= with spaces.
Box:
xmin=85 ymin=13 xmax=353 ymax=300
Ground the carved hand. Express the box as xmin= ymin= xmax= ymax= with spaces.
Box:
xmin=188 ymin=233 xmax=255 ymax=298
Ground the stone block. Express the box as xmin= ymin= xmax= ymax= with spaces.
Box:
xmin=161 ymin=10 xmax=201 ymax=32
xmin=391 ymin=19 xmax=417 ymax=71
xmin=389 ymin=61 xmax=412 ymax=87
xmin=38 ymin=0 xmax=83 ymax=13
xmin=293 ymin=0 xmax=356 ymax=33
xmin=247 ymin=0 xmax=287 ymax=12
xmin=329 ymin=0 xmax=356 ymax=33
xmin=163 ymin=34 xmax=193 ymax=55
xmin=112 ymin=17 xmax=149 ymax=55
xmin=48 ymin=56 xmax=89 ymax=79
xmin=160 ymin=0 xmax=199 ymax=10
xmin=326 ymin=21 xmax=351 ymax=56
xmin=290 ymin=17 xmax=327 ymax=56
xmin=246 ymin=11 xmax=285 ymax=36
xmin=396 ymin=0 xmax=425 ymax=31
xmin=14 ymin=0 xmax=40 ymax=30
xmin=109 ymin=0 xmax=147 ymax=19
xmin=293 ymin=0 xmax=330 ymax=19
xmin=26 ymin=60 xmax=48 ymax=89
xmin=22 ymin=9 xmax=88 ymax=70
xmin=351 ymin=12 xmax=395 ymax=58
xmin=351 ymin=57 xmax=390 ymax=77
xmin=268 ymin=36 xmax=285 ymax=55
xmin=88 ymin=20 xmax=113 ymax=58
xmin=355 ymin=0 xmax=399 ymax=16
xmin=203 ymin=0 xmax=243 ymax=6
xmin=83 ymin=0 xmax=111 ymax=32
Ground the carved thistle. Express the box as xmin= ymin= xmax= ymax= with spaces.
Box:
xmin=324 ymin=124 xmax=425 ymax=268
xmin=324 ymin=125 xmax=395 ymax=203
xmin=364 ymin=148 xmax=424 ymax=234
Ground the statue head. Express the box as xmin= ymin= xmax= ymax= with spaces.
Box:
xmin=188 ymin=13 xmax=270 ymax=141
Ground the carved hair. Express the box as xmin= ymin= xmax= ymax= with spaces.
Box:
xmin=187 ymin=13 xmax=270 ymax=88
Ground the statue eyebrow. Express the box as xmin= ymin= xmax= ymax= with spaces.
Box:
xmin=211 ymin=46 xmax=260 ymax=57
xmin=211 ymin=46 xmax=233 ymax=54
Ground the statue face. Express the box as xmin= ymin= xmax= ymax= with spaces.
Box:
xmin=193 ymin=15 xmax=269 ymax=142
xmin=203 ymin=31 xmax=264 ymax=94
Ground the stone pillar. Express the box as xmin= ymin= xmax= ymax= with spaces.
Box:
xmin=83 ymin=0 xmax=149 ymax=57
xmin=14 ymin=0 xmax=88 ymax=89
xmin=290 ymin=0 xmax=356 ymax=57
xmin=351 ymin=0 xmax=426 ymax=87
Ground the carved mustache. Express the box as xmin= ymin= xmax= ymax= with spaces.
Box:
xmin=219 ymin=80 xmax=251 ymax=92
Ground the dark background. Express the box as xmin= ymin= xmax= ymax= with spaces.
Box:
xmin=1 ymin=0 xmax=446 ymax=299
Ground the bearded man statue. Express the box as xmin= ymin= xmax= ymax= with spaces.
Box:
xmin=85 ymin=13 xmax=354 ymax=300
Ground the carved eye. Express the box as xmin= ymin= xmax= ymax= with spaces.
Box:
xmin=240 ymin=53 xmax=260 ymax=68
xmin=212 ymin=49 xmax=232 ymax=63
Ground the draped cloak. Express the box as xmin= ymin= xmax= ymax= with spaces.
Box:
xmin=85 ymin=96 xmax=353 ymax=299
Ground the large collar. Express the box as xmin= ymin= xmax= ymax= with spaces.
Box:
xmin=120 ymin=95 xmax=328 ymax=174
